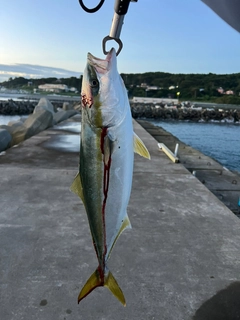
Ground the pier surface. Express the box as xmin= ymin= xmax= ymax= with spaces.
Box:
xmin=138 ymin=120 xmax=240 ymax=216
xmin=1 ymin=117 xmax=240 ymax=319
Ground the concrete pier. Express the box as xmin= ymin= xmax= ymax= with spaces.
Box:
xmin=138 ymin=120 xmax=240 ymax=216
xmin=1 ymin=117 xmax=240 ymax=319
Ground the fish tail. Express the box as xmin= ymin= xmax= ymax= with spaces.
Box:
xmin=78 ymin=267 xmax=126 ymax=306
xmin=104 ymin=270 xmax=126 ymax=306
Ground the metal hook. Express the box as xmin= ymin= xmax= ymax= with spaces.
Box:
xmin=102 ymin=36 xmax=123 ymax=56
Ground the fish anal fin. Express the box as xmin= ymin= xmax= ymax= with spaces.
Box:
xmin=78 ymin=268 xmax=126 ymax=306
xmin=134 ymin=133 xmax=151 ymax=159
xmin=105 ymin=271 xmax=126 ymax=306
xmin=107 ymin=215 xmax=131 ymax=260
xmin=119 ymin=215 xmax=132 ymax=234
xmin=70 ymin=173 xmax=85 ymax=205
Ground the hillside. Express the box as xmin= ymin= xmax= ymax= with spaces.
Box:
xmin=1 ymin=72 xmax=240 ymax=104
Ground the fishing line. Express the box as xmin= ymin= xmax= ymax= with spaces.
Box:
xmin=78 ymin=0 xmax=105 ymax=13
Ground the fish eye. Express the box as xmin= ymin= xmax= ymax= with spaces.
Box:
xmin=90 ymin=79 xmax=98 ymax=87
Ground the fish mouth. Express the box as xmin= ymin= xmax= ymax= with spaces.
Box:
xmin=87 ymin=48 xmax=116 ymax=74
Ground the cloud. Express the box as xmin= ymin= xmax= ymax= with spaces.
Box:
xmin=0 ymin=63 xmax=82 ymax=83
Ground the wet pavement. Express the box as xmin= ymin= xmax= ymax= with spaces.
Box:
xmin=1 ymin=116 xmax=240 ymax=319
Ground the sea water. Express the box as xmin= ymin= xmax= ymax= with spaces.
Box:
xmin=148 ymin=120 xmax=240 ymax=173
xmin=0 ymin=115 xmax=22 ymax=125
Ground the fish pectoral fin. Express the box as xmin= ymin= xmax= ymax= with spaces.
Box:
xmin=70 ymin=173 xmax=85 ymax=204
xmin=133 ymin=132 xmax=151 ymax=159
xmin=78 ymin=268 xmax=126 ymax=306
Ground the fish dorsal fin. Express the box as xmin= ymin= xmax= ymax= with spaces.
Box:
xmin=70 ymin=173 xmax=85 ymax=205
xmin=133 ymin=133 xmax=151 ymax=159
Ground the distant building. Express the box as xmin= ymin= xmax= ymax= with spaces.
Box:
xmin=146 ymin=86 xmax=159 ymax=91
xmin=0 ymin=86 xmax=6 ymax=92
xmin=217 ymin=87 xmax=224 ymax=94
xmin=225 ymin=90 xmax=234 ymax=95
xmin=132 ymin=97 xmax=179 ymax=104
xmin=69 ymin=87 xmax=78 ymax=93
xmin=38 ymin=84 xmax=69 ymax=93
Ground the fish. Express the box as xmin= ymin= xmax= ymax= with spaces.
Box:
xmin=71 ymin=48 xmax=150 ymax=306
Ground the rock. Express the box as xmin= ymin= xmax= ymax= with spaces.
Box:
xmin=34 ymin=97 xmax=55 ymax=115
xmin=62 ymin=102 xmax=72 ymax=110
xmin=53 ymin=110 xmax=78 ymax=124
xmin=20 ymin=116 xmax=29 ymax=122
xmin=0 ymin=100 xmax=35 ymax=115
xmin=11 ymin=125 xmax=29 ymax=146
xmin=10 ymin=110 xmax=53 ymax=146
xmin=0 ymin=125 xmax=16 ymax=135
xmin=8 ymin=120 xmax=24 ymax=128
xmin=74 ymin=103 xmax=81 ymax=111
xmin=24 ymin=109 xmax=53 ymax=136
xmin=0 ymin=129 xmax=12 ymax=152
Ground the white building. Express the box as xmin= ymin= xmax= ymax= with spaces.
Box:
xmin=132 ymin=97 xmax=179 ymax=104
xmin=225 ymin=90 xmax=234 ymax=95
xmin=146 ymin=86 xmax=159 ymax=91
xmin=38 ymin=84 xmax=69 ymax=93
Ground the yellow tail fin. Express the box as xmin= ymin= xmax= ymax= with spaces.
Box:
xmin=105 ymin=271 xmax=126 ymax=306
xmin=78 ymin=268 xmax=126 ymax=306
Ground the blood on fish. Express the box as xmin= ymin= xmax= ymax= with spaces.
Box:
xmin=100 ymin=127 xmax=111 ymax=268
xmin=81 ymin=94 xmax=93 ymax=108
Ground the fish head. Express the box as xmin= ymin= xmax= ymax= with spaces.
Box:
xmin=81 ymin=48 xmax=127 ymax=128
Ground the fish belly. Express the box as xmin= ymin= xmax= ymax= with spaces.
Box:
xmin=105 ymin=117 xmax=133 ymax=259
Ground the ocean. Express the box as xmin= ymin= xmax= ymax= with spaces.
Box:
xmin=0 ymin=115 xmax=22 ymax=125
xmin=147 ymin=120 xmax=240 ymax=173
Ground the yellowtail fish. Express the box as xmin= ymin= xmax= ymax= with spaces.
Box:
xmin=71 ymin=48 xmax=150 ymax=306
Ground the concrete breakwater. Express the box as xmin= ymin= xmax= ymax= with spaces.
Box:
xmin=131 ymin=103 xmax=240 ymax=122
xmin=0 ymin=98 xmax=80 ymax=115
xmin=0 ymin=99 xmax=36 ymax=115
xmin=0 ymin=97 xmax=80 ymax=153
xmin=138 ymin=119 xmax=240 ymax=216
xmin=2 ymin=99 xmax=240 ymax=123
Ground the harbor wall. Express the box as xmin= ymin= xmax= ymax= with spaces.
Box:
xmin=131 ymin=103 xmax=240 ymax=122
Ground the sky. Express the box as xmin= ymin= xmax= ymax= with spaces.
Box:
xmin=0 ymin=0 xmax=240 ymax=82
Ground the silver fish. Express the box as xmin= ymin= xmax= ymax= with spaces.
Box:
xmin=71 ymin=48 xmax=150 ymax=306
